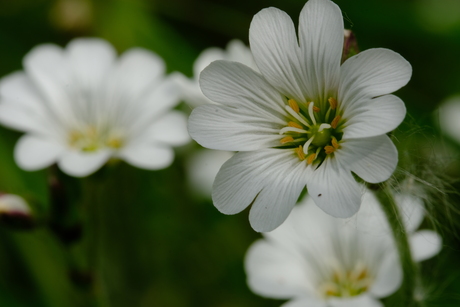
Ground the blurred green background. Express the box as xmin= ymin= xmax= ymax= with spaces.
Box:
xmin=0 ymin=0 xmax=460 ymax=306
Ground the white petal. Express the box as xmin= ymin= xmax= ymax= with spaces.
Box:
xmin=107 ymin=47 xmax=165 ymax=102
xmin=144 ymin=111 xmax=190 ymax=146
xmin=338 ymin=135 xmax=398 ymax=184
xmin=189 ymin=103 xmax=283 ymax=151
xmin=298 ymin=0 xmax=344 ymax=103
xmin=176 ymin=73 xmax=210 ymax=107
xmin=193 ymin=47 xmax=225 ymax=77
xmin=212 ymin=149 xmax=308 ymax=231
xmin=0 ymin=103 xmax=50 ymax=135
xmin=23 ymin=44 xmax=73 ymax=121
xmin=282 ymin=298 xmax=326 ymax=307
xmin=249 ymin=7 xmax=306 ymax=101
xmin=200 ymin=60 xmax=287 ymax=116
xmin=119 ymin=145 xmax=174 ymax=171
xmin=396 ymin=193 xmax=425 ymax=233
xmin=343 ymin=95 xmax=406 ymax=139
xmin=439 ymin=97 xmax=460 ymax=143
xmin=58 ymin=150 xmax=111 ymax=177
xmin=328 ymin=294 xmax=384 ymax=307
xmin=369 ymin=250 xmax=402 ymax=298
xmin=226 ymin=39 xmax=258 ymax=71
xmin=245 ymin=240 xmax=312 ymax=299
xmin=339 ymin=48 xmax=412 ymax=111
xmin=308 ymin=157 xmax=362 ymax=218
xmin=186 ymin=150 xmax=234 ymax=197
xmin=67 ymin=38 xmax=116 ymax=89
xmin=410 ymin=230 xmax=442 ymax=262
xmin=14 ymin=135 xmax=64 ymax=171
xmin=248 ymin=156 xmax=309 ymax=232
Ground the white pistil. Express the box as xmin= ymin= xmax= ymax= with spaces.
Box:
xmin=308 ymin=102 xmax=317 ymax=125
xmin=318 ymin=123 xmax=331 ymax=132
xmin=303 ymin=135 xmax=315 ymax=154
xmin=285 ymin=106 xmax=311 ymax=127
xmin=279 ymin=126 xmax=309 ymax=135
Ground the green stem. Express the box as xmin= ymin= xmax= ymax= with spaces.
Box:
xmin=375 ymin=185 xmax=421 ymax=307
xmin=82 ymin=176 xmax=111 ymax=307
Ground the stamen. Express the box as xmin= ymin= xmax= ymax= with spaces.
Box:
xmin=279 ymin=126 xmax=309 ymax=135
xmin=332 ymin=137 xmax=340 ymax=149
xmin=331 ymin=115 xmax=341 ymax=129
xmin=295 ymin=145 xmax=305 ymax=160
xmin=288 ymin=99 xmax=300 ymax=113
xmin=307 ymin=153 xmax=316 ymax=165
xmin=280 ymin=136 xmax=294 ymax=144
xmin=288 ymin=121 xmax=303 ymax=129
xmin=285 ymin=106 xmax=311 ymax=127
xmin=318 ymin=123 xmax=331 ymax=132
xmin=325 ymin=146 xmax=335 ymax=154
xmin=303 ymin=136 xmax=315 ymax=154
xmin=328 ymin=97 xmax=337 ymax=110
xmin=308 ymin=102 xmax=317 ymax=125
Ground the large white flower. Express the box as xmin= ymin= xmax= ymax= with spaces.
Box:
xmin=188 ymin=0 xmax=411 ymax=231
xmin=0 ymin=38 xmax=190 ymax=177
xmin=245 ymin=191 xmax=442 ymax=307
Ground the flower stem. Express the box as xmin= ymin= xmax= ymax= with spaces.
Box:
xmin=375 ymin=185 xmax=422 ymax=307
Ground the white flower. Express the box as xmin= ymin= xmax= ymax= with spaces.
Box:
xmin=177 ymin=39 xmax=257 ymax=107
xmin=188 ymin=0 xmax=411 ymax=231
xmin=438 ymin=96 xmax=460 ymax=143
xmin=245 ymin=191 xmax=442 ymax=307
xmin=0 ymin=38 xmax=190 ymax=177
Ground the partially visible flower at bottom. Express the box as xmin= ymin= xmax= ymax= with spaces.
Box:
xmin=245 ymin=191 xmax=442 ymax=307
xmin=0 ymin=194 xmax=34 ymax=229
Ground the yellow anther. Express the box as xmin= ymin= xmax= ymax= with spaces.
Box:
xmin=288 ymin=121 xmax=303 ymax=129
xmin=328 ymin=97 xmax=337 ymax=110
xmin=280 ymin=136 xmax=294 ymax=144
xmin=331 ymin=137 xmax=340 ymax=149
xmin=295 ymin=145 xmax=305 ymax=160
xmin=307 ymin=153 xmax=316 ymax=165
xmin=306 ymin=102 xmax=321 ymax=113
xmin=331 ymin=115 xmax=341 ymax=129
xmin=288 ymin=99 xmax=300 ymax=113
xmin=68 ymin=130 xmax=82 ymax=146
xmin=107 ymin=137 xmax=123 ymax=149
xmin=324 ymin=146 xmax=335 ymax=154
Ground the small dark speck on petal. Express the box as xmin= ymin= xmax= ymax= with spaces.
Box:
xmin=318 ymin=194 xmax=322 ymax=197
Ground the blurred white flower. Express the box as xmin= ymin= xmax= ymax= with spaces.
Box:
xmin=438 ymin=96 xmax=460 ymax=143
xmin=188 ymin=0 xmax=411 ymax=231
xmin=186 ymin=149 xmax=233 ymax=197
xmin=0 ymin=38 xmax=190 ymax=177
xmin=245 ymin=191 xmax=442 ymax=307
xmin=177 ymin=39 xmax=257 ymax=107
xmin=179 ymin=40 xmax=254 ymax=196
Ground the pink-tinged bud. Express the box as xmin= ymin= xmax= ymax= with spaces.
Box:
xmin=342 ymin=29 xmax=359 ymax=64
xmin=0 ymin=194 xmax=34 ymax=229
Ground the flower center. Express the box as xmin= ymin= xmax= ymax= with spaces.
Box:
xmin=279 ymin=97 xmax=344 ymax=165
xmin=318 ymin=262 xmax=373 ymax=298
xmin=68 ymin=126 xmax=124 ymax=152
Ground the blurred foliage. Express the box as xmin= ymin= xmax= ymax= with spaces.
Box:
xmin=0 ymin=0 xmax=459 ymax=306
